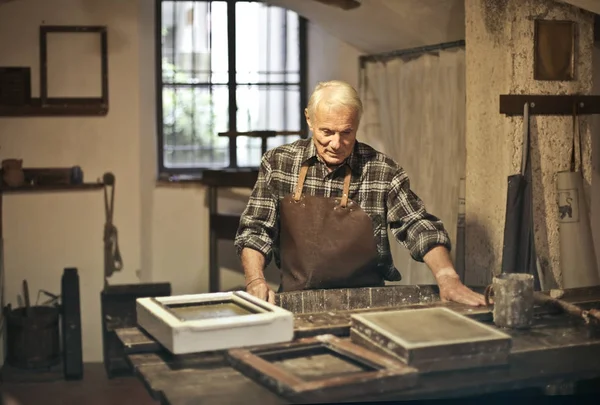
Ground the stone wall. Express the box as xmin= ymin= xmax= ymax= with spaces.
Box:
xmin=465 ymin=0 xmax=595 ymax=287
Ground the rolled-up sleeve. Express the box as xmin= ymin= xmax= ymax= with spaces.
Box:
xmin=387 ymin=168 xmax=451 ymax=262
xmin=234 ymin=153 xmax=279 ymax=265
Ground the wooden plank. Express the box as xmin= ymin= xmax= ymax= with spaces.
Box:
xmin=276 ymin=285 xmax=441 ymax=314
xmin=0 ymin=97 xmax=108 ymax=117
xmin=115 ymin=327 xmax=161 ymax=354
xmin=127 ymin=351 xmax=286 ymax=405
xmin=281 ymin=291 xmax=304 ymax=314
xmin=294 ymin=312 xmax=349 ymax=339
xmin=164 ymin=382 xmax=287 ymax=405
xmin=499 ymin=95 xmax=600 ymax=116
xmin=370 ymin=286 xmax=397 ymax=308
xmin=323 ymin=289 xmax=348 ymax=311
xmin=0 ymin=183 xmax=104 ymax=193
xmin=546 ymin=286 xmax=600 ymax=302
xmin=346 ymin=288 xmax=370 ymax=309
xmin=201 ymin=169 xmax=258 ymax=188
xmin=302 ymin=289 xmax=325 ymax=313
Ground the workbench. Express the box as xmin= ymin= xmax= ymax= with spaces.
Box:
xmin=115 ymin=285 xmax=600 ymax=404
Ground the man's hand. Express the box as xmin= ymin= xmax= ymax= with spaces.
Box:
xmin=436 ymin=272 xmax=486 ymax=306
xmin=423 ymin=246 xmax=486 ymax=307
xmin=245 ymin=277 xmax=275 ymax=304
xmin=241 ymin=248 xmax=275 ymax=303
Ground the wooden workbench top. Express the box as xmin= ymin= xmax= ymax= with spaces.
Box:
xmin=117 ymin=287 xmax=600 ymax=404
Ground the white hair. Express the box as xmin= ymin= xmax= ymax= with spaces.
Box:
xmin=306 ymin=80 xmax=363 ymax=121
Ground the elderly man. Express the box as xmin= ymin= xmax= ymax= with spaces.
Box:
xmin=234 ymin=80 xmax=485 ymax=307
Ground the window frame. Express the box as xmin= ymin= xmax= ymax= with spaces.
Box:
xmin=155 ymin=0 xmax=309 ymax=179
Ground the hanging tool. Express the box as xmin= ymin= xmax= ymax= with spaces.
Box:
xmin=103 ymin=172 xmax=123 ymax=283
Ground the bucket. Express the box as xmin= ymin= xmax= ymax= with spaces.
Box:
xmin=6 ymin=305 xmax=61 ymax=369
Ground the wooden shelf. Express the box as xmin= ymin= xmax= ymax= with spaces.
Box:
xmin=499 ymin=94 xmax=600 ymax=116
xmin=0 ymin=183 xmax=104 ymax=194
xmin=201 ymin=169 xmax=259 ymax=188
xmin=0 ymin=98 xmax=108 ymax=117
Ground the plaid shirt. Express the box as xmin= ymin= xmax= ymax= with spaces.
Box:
xmin=234 ymin=138 xmax=451 ymax=280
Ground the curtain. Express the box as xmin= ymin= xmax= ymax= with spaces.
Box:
xmin=359 ymin=47 xmax=466 ymax=285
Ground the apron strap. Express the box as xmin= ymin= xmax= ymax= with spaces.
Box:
xmin=293 ymin=163 xmax=352 ymax=206
xmin=293 ymin=165 xmax=309 ymax=201
xmin=340 ymin=165 xmax=352 ymax=208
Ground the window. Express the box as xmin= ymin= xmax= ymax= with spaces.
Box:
xmin=156 ymin=0 xmax=308 ymax=177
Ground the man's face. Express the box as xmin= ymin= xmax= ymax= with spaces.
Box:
xmin=305 ymin=103 xmax=358 ymax=168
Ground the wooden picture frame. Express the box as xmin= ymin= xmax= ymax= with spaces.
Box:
xmin=226 ymin=334 xmax=418 ymax=403
xmin=534 ymin=19 xmax=576 ymax=81
xmin=39 ymin=25 xmax=108 ymax=110
xmin=136 ymin=291 xmax=294 ymax=355
xmin=350 ymin=307 xmax=512 ymax=373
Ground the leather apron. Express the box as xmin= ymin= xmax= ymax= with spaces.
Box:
xmin=279 ymin=163 xmax=384 ymax=292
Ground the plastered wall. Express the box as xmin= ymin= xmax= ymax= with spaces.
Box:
xmin=465 ymin=0 xmax=595 ymax=287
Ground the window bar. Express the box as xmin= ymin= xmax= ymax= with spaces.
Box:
xmin=282 ymin=9 xmax=288 ymax=144
xmin=155 ymin=0 xmax=165 ymax=173
xmin=163 ymin=81 xmax=300 ymax=87
xmin=191 ymin=2 xmax=197 ymax=168
xmin=227 ymin=0 xmax=237 ymax=168
xmin=299 ymin=17 xmax=308 ymax=138
xmin=171 ymin=2 xmax=179 ymax=164
xmin=264 ymin=4 xmax=272 ymax=156
xmin=157 ymin=1 xmax=307 ymax=174
xmin=208 ymin=0 xmax=215 ymax=166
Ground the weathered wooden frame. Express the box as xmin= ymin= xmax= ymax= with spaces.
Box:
xmin=40 ymin=25 xmax=109 ymax=111
xmin=136 ymin=291 xmax=294 ymax=354
xmin=534 ymin=19 xmax=576 ymax=81
xmin=351 ymin=307 xmax=512 ymax=373
xmin=226 ymin=334 xmax=418 ymax=403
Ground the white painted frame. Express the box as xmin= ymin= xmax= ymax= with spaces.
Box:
xmin=136 ymin=291 xmax=294 ymax=354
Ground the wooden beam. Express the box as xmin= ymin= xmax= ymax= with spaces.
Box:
xmin=499 ymin=94 xmax=600 ymax=116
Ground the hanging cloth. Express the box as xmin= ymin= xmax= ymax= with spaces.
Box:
xmin=557 ymin=105 xmax=599 ymax=288
xmin=500 ymin=103 xmax=541 ymax=290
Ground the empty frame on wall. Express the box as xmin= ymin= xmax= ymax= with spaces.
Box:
xmin=0 ymin=25 xmax=109 ymax=116
xmin=40 ymin=25 xmax=108 ymax=108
